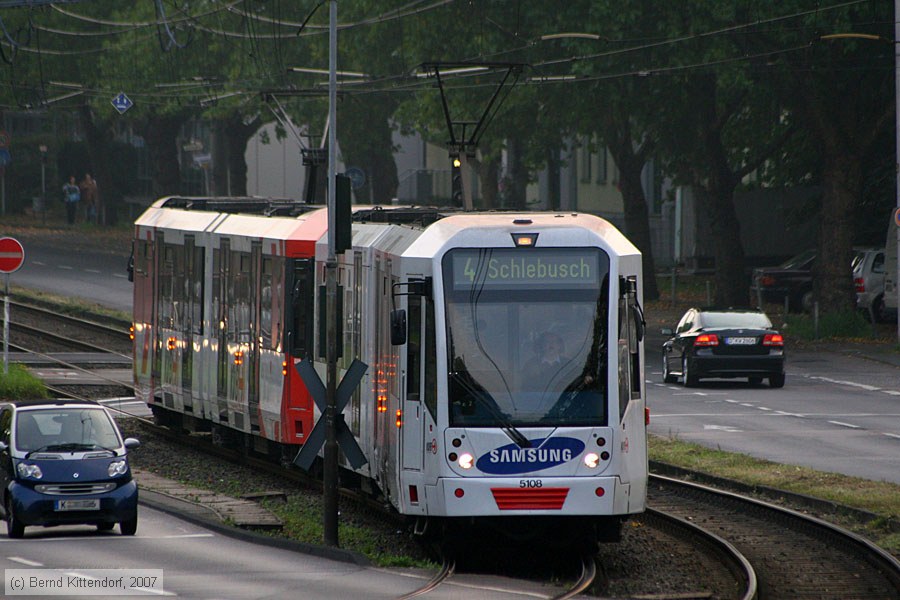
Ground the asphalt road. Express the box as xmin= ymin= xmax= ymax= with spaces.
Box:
xmin=8 ymin=236 xmax=132 ymax=313
xmin=0 ymin=505 xmax=547 ymax=599
xmin=644 ymin=328 xmax=900 ymax=485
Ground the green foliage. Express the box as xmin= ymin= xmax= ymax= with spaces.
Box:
xmin=0 ymin=364 xmax=48 ymax=401
xmin=782 ymin=310 xmax=872 ymax=341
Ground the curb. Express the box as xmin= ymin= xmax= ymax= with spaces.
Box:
xmin=138 ymin=489 xmax=372 ymax=566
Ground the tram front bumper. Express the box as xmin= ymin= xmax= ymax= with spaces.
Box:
xmin=428 ymin=476 xmax=630 ymax=517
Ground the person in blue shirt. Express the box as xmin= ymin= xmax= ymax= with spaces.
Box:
xmin=62 ymin=175 xmax=80 ymax=225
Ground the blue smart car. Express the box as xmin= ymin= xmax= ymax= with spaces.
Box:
xmin=0 ymin=400 xmax=139 ymax=538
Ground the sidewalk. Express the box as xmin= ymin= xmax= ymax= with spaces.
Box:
xmin=133 ymin=468 xmax=372 ymax=566
xmin=133 ymin=468 xmax=283 ymax=530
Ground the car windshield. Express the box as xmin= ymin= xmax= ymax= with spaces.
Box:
xmin=15 ymin=408 xmax=121 ymax=452
xmin=699 ymin=311 xmax=773 ymax=329
xmin=779 ymin=249 xmax=815 ymax=270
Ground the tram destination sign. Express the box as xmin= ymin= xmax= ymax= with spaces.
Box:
xmin=448 ymin=248 xmax=602 ymax=290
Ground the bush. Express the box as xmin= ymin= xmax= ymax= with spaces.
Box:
xmin=0 ymin=364 xmax=48 ymax=400
xmin=781 ymin=310 xmax=872 ymax=341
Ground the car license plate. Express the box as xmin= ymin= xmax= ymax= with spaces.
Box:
xmin=726 ymin=337 xmax=757 ymax=345
xmin=55 ymin=499 xmax=100 ymax=511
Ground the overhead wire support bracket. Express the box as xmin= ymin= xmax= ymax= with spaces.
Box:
xmin=419 ymin=61 xmax=525 ymax=155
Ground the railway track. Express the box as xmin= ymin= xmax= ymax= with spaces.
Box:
xmin=3 ymin=299 xmax=132 ymax=355
xmin=2 ymin=299 xmax=138 ymax=411
xmin=648 ymin=474 xmax=900 ymax=599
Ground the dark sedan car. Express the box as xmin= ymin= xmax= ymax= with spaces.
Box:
xmin=750 ymin=248 xmax=815 ymax=312
xmin=662 ymin=307 xmax=785 ymax=388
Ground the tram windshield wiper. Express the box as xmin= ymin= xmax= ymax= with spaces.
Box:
xmin=449 ymin=371 xmax=530 ymax=448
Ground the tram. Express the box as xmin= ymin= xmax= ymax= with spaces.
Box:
xmin=132 ymin=198 xmax=648 ymax=544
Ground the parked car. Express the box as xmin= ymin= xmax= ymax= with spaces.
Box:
xmin=0 ymin=400 xmax=139 ymax=538
xmin=750 ymin=248 xmax=816 ymax=312
xmin=662 ymin=307 xmax=785 ymax=388
xmin=853 ymin=247 xmax=892 ymax=322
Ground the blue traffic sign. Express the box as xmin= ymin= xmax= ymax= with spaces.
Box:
xmin=344 ymin=167 xmax=366 ymax=191
xmin=111 ymin=92 xmax=134 ymax=115
xmin=0 ymin=148 xmax=11 ymax=167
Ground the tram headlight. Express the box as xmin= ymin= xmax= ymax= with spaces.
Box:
xmin=583 ymin=452 xmax=601 ymax=469
xmin=458 ymin=453 xmax=474 ymax=469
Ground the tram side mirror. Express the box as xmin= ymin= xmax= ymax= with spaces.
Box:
xmin=391 ymin=309 xmax=407 ymax=345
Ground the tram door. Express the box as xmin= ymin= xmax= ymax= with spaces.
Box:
xmin=180 ymin=236 xmax=199 ymax=414
xmin=401 ymin=295 xmax=424 ymax=472
xmin=248 ymin=242 xmax=261 ymax=433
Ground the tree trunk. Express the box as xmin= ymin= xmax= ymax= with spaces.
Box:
xmin=337 ymin=95 xmax=398 ymax=205
xmin=501 ymin=137 xmax=529 ymax=209
xmin=140 ymin=115 xmax=185 ymax=199
xmin=212 ymin=115 xmax=258 ymax=197
xmin=688 ymin=74 xmax=748 ymax=306
xmin=815 ymin=155 xmax=859 ymax=312
xmin=615 ymin=158 xmax=660 ymax=301
xmin=78 ymin=104 xmax=117 ymax=226
xmin=477 ymin=156 xmax=499 ymax=209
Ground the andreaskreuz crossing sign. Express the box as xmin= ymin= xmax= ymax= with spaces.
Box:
xmin=0 ymin=237 xmax=25 ymax=273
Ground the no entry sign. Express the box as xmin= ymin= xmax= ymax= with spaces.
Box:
xmin=0 ymin=237 xmax=24 ymax=273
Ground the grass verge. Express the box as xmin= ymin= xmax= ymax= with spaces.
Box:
xmin=650 ymin=434 xmax=900 ymax=555
xmin=0 ymin=363 xmax=47 ymax=400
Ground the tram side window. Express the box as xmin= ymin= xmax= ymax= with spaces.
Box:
xmin=424 ymin=297 xmax=437 ymax=420
xmin=159 ymin=245 xmax=175 ymax=329
xmin=406 ymin=296 xmax=421 ymax=402
xmin=270 ymin=257 xmax=285 ymax=350
xmin=191 ymin=246 xmax=204 ymax=335
xmin=173 ymin=244 xmax=186 ymax=332
xmin=232 ymin=252 xmax=251 ymax=342
xmin=260 ymin=257 xmax=273 ymax=347
xmin=287 ymin=259 xmax=314 ymax=359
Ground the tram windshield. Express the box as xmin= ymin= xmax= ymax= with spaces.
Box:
xmin=443 ymin=248 xmax=610 ymax=428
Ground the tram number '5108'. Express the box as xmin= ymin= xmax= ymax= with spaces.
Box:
xmin=520 ymin=479 xmax=543 ymax=488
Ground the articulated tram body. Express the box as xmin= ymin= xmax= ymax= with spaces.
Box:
xmin=132 ymin=199 xmax=648 ymax=540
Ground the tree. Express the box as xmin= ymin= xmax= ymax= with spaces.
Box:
xmin=762 ymin=2 xmax=894 ymax=314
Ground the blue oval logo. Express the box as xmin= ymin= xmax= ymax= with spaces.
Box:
xmin=475 ymin=437 xmax=585 ymax=475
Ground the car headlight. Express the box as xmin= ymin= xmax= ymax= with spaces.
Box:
xmin=108 ymin=460 xmax=128 ymax=477
xmin=17 ymin=463 xmax=42 ymax=480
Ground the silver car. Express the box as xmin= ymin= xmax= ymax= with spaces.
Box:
xmin=853 ymin=248 xmax=891 ymax=322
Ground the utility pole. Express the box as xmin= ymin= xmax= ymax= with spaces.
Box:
xmin=895 ymin=0 xmax=900 ymax=344
xmin=323 ymin=0 xmax=339 ymax=547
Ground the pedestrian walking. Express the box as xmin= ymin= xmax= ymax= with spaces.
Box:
xmin=62 ymin=175 xmax=80 ymax=225
xmin=80 ymin=173 xmax=98 ymax=223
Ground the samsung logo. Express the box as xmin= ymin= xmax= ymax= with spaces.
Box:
xmin=476 ymin=437 xmax=585 ymax=475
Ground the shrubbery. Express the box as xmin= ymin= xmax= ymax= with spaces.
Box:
xmin=781 ymin=310 xmax=873 ymax=341
xmin=0 ymin=364 xmax=48 ymax=400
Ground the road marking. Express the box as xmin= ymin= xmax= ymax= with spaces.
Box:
xmin=758 ymin=407 xmax=772 ymax=411
xmin=58 ymin=265 xmax=73 ymax=270
xmin=703 ymin=424 xmax=742 ymax=432
xmin=775 ymin=410 xmax=803 ymax=417
xmin=806 ymin=375 xmax=882 ymax=392
xmin=84 ymin=268 xmax=101 ymax=274
xmin=8 ymin=557 xmax=43 ymax=566
xmin=828 ymin=420 xmax=860 ymax=429
xmin=884 ymin=433 xmax=900 ymax=440
xmin=740 ymin=403 xmax=754 ymax=408
xmin=883 ymin=390 xmax=900 ymax=396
